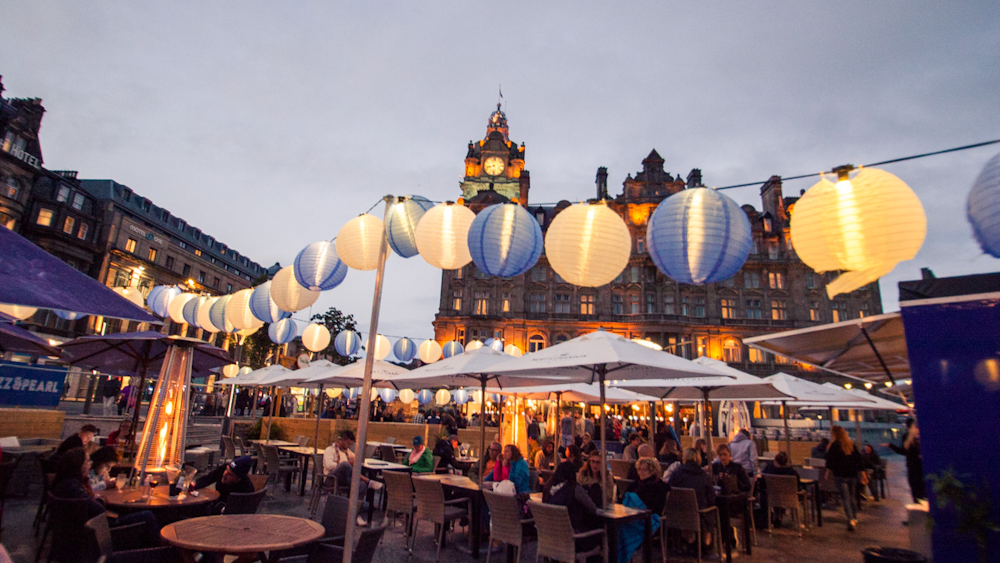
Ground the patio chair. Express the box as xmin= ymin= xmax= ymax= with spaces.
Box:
xmin=307 ymin=527 xmax=386 ymax=563
xmin=37 ymin=495 xmax=93 ymax=563
xmin=608 ymin=459 xmax=632 ymax=479
xmin=33 ymin=454 xmax=59 ymax=535
xmin=297 ymin=436 xmax=311 ymax=447
xmin=264 ymin=445 xmax=299 ymax=493
xmin=320 ymin=494 xmax=350 ymax=542
xmin=378 ymin=445 xmax=397 ymax=463
xmin=527 ymin=500 xmax=606 ymax=563
xmin=363 ymin=445 xmax=377 ymax=460
xmin=85 ymin=513 xmax=146 ymax=559
xmin=764 ymin=474 xmax=806 ymax=536
xmin=294 ymin=435 xmax=306 ymax=446
xmin=253 ymin=443 xmax=268 ymax=474
xmin=310 ymin=453 xmax=325 ymax=491
xmin=660 ymin=488 xmax=721 ymax=563
xmin=224 ymin=488 xmax=267 ymax=514
xmin=410 ymin=477 xmax=471 ymax=560
xmin=249 ymin=474 xmax=270 ymax=491
xmin=483 ymin=490 xmax=535 ymax=563
xmin=0 ymin=457 xmax=21 ymax=540
xmin=431 ymin=455 xmax=442 ymax=474
xmin=309 ymin=469 xmax=352 ymax=517
xmin=382 ymin=471 xmax=416 ymax=540
xmin=384 ymin=437 xmax=396 ymax=444
xmin=235 ymin=436 xmax=250 ymax=457
xmin=222 ymin=436 xmax=237 ymax=462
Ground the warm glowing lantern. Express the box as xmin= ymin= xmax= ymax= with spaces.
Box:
xmin=399 ymin=389 xmax=415 ymax=403
xmin=371 ymin=334 xmax=391 ymax=360
xmin=417 ymin=389 xmax=434 ymax=405
xmin=221 ymin=364 xmax=239 ymax=378
xmin=435 ymin=389 xmax=452 ymax=405
xmin=646 ymin=187 xmax=752 ymax=284
xmin=114 ymin=287 xmax=146 ymax=309
xmin=167 ymin=293 xmax=196 ymax=324
xmin=418 ymin=340 xmax=442 ymax=363
xmin=453 ymin=389 xmax=470 ymax=404
xmin=294 ymin=241 xmax=349 ymax=290
xmin=197 ymin=297 xmax=220 ymax=332
xmin=468 ymin=203 xmax=544 ymax=277
xmin=967 ymin=151 xmax=1000 ymax=257
xmin=465 ymin=340 xmax=483 ymax=352
xmin=268 ymin=318 xmax=297 ymax=344
xmin=147 ymin=285 xmax=181 ymax=317
xmin=393 ymin=337 xmax=417 ymax=363
xmin=327 ymin=388 xmax=343 ymax=399
xmin=209 ymin=295 xmax=234 ymax=333
xmin=271 ymin=266 xmax=320 ymax=312
xmin=545 ymin=201 xmax=631 ymax=287
xmin=226 ymin=289 xmax=262 ymax=331
xmin=415 ymin=202 xmax=476 ymax=270
xmin=249 ymin=281 xmax=291 ymax=323
xmin=336 ymin=214 xmax=385 ymax=271
xmin=386 ymin=196 xmax=434 ymax=258
xmin=0 ymin=304 xmax=37 ymax=320
xmin=335 ymin=330 xmax=362 ymax=356
xmin=239 ymin=366 xmax=252 ymax=376
xmin=791 ymin=167 xmax=926 ymax=297
xmin=302 ymin=323 xmax=331 ymax=352
xmin=504 ymin=344 xmax=523 ymax=357
xmin=442 ymin=340 xmax=464 ymax=358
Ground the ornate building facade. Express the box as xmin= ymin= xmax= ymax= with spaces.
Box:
xmin=433 ymin=107 xmax=883 ymax=378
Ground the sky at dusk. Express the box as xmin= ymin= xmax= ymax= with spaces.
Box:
xmin=2 ymin=2 xmax=999 ymax=341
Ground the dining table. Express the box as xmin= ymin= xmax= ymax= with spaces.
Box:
xmin=98 ymin=484 xmax=220 ymax=523
xmin=278 ymin=446 xmax=321 ymax=496
xmin=528 ymin=492 xmax=653 ymax=563
xmin=416 ymin=473 xmax=485 ymax=558
xmin=247 ymin=439 xmax=298 ymax=447
xmin=161 ymin=514 xmax=324 ymax=563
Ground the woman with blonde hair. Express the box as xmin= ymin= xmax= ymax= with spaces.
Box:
xmin=825 ymin=425 xmax=864 ymax=531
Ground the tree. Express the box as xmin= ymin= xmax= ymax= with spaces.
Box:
xmin=311 ymin=307 xmax=358 ymax=365
xmin=237 ymin=273 xmax=277 ymax=369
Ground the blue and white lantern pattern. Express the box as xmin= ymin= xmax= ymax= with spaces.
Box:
xmin=346 ymin=387 xmax=362 ymax=400
xmin=182 ymin=296 xmax=203 ymax=327
xmin=468 ymin=203 xmax=544 ymax=277
xmin=453 ymin=389 xmax=470 ymax=405
xmin=268 ymin=318 xmax=297 ymax=345
xmin=249 ymin=281 xmax=291 ymax=323
xmin=294 ymin=241 xmax=349 ymax=291
xmin=386 ymin=196 xmax=434 ymax=258
xmin=54 ymin=310 xmax=86 ymax=320
xmin=335 ymin=330 xmax=362 ymax=357
xmin=441 ymin=340 xmax=464 ymax=359
xmin=968 ymin=151 xmax=1000 ymax=257
xmin=379 ymin=388 xmax=398 ymax=403
xmin=393 ymin=337 xmax=417 ymax=363
xmin=646 ymin=187 xmax=752 ymax=284
xmin=417 ymin=389 xmax=434 ymax=405
xmin=147 ymin=285 xmax=181 ymax=317
xmin=484 ymin=338 xmax=503 ymax=351
xmin=209 ymin=294 xmax=233 ymax=333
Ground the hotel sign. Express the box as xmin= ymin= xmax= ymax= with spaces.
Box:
xmin=128 ymin=224 xmax=165 ymax=245
xmin=2 ymin=145 xmax=41 ymax=168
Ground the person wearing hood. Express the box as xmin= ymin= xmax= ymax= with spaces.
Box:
xmin=728 ymin=428 xmax=759 ymax=477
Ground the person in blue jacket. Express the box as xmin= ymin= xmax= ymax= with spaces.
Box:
xmin=484 ymin=444 xmax=531 ymax=493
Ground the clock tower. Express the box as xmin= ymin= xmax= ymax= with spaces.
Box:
xmin=459 ymin=103 xmax=528 ymax=203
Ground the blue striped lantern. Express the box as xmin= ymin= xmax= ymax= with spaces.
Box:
xmin=268 ymin=318 xmax=297 ymax=345
xmin=249 ymin=281 xmax=291 ymax=323
xmin=453 ymin=389 xmax=470 ymax=405
xmin=54 ymin=310 xmax=86 ymax=320
xmin=294 ymin=241 xmax=349 ymax=291
xmin=335 ymin=330 xmax=362 ymax=357
xmin=145 ymin=286 xmax=164 ymax=312
xmin=379 ymin=388 xmax=398 ymax=403
xmin=468 ymin=203 xmax=544 ymax=277
xmin=441 ymin=340 xmax=464 ymax=359
xmin=182 ymin=296 xmax=204 ymax=327
xmin=484 ymin=338 xmax=503 ymax=351
xmin=346 ymin=387 xmax=362 ymax=400
xmin=417 ymin=389 xmax=434 ymax=405
xmin=209 ymin=295 xmax=233 ymax=333
xmin=386 ymin=196 xmax=434 ymax=258
xmin=393 ymin=337 xmax=417 ymax=363
xmin=968 ymin=151 xmax=1000 ymax=257
xmin=646 ymin=187 xmax=752 ymax=284
xmin=148 ymin=286 xmax=181 ymax=317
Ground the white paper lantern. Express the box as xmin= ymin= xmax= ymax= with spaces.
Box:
xmin=415 ymin=202 xmax=476 ymax=270
xmin=442 ymin=340 xmax=464 ymax=358
xmin=386 ymin=196 xmax=434 ymax=258
xmin=226 ymin=289 xmax=263 ymax=331
xmin=418 ymin=340 xmax=442 ymax=363
xmin=222 ymin=364 xmax=239 ymax=378
xmin=114 ymin=287 xmax=146 ymax=309
xmin=327 ymin=388 xmax=343 ymax=399
xmin=370 ymin=334 xmax=391 ymax=360
xmin=399 ymin=389 xmax=416 ymax=403
xmin=379 ymin=388 xmax=398 ymax=403
xmin=54 ymin=310 xmax=85 ymax=321
xmin=197 ymin=297 xmax=220 ymax=332
xmin=268 ymin=318 xmax=297 ymax=345
xmin=370 ymin=387 xmax=380 ymax=402
xmin=545 ymin=201 xmax=631 ymax=287
xmin=453 ymin=389 xmax=470 ymax=404
xmin=249 ymin=281 xmax=291 ymax=323
xmin=302 ymin=323 xmax=331 ymax=352
xmin=294 ymin=241 xmax=349 ymax=290
xmin=335 ymin=331 xmax=362 ymax=356
xmin=209 ymin=295 xmax=234 ymax=333
xmin=791 ymin=167 xmax=926 ymax=297
xmin=967 ymin=151 xmax=1000 ymax=257
xmin=393 ymin=337 xmax=417 ymax=363
xmin=182 ymin=296 xmax=208 ymax=327
xmin=167 ymin=293 xmax=196 ymax=324
xmin=465 ymin=340 xmax=483 ymax=352
xmin=239 ymin=366 xmax=253 ymax=376
xmin=346 ymin=387 xmax=362 ymax=400
xmin=503 ymin=344 xmax=523 ymax=357
xmin=270 ymin=266 xmax=320 ymax=312
xmin=468 ymin=202 xmax=544 ymax=277
xmin=0 ymin=304 xmax=38 ymax=320
xmin=336 ymin=214 xmax=385 ymax=271
xmin=237 ymin=327 xmax=260 ymax=338
xmin=484 ymin=338 xmax=503 ymax=351
xmin=435 ymin=389 xmax=452 ymax=405
xmin=147 ymin=285 xmax=181 ymax=317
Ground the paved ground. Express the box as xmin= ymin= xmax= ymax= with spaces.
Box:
xmin=2 ymin=458 xmax=916 ymax=563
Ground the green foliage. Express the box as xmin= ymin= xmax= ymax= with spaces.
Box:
xmin=246 ymin=418 xmax=287 ymax=441
xmin=929 ymin=466 xmax=1000 ymax=563
xmin=243 ymin=323 xmax=276 ymax=369
xmin=310 ymin=307 xmax=358 ymax=365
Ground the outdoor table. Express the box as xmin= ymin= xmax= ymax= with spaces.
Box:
xmin=98 ymin=484 xmax=220 ymax=521
xmin=415 ymin=474 xmax=484 ymax=558
xmin=455 ymin=456 xmax=478 ymax=465
xmin=528 ymin=492 xmax=652 ymax=563
xmin=715 ymin=492 xmax=752 ymax=563
xmin=800 ymin=478 xmax=822 ymax=526
xmin=247 ymin=439 xmax=298 ymax=447
xmin=279 ymin=446 xmax=321 ymax=496
xmin=367 ymin=440 xmax=405 ymax=449
xmin=161 ymin=514 xmax=324 ymax=563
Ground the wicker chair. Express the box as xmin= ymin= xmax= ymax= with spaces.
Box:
xmin=85 ymin=513 xmax=146 ymax=559
xmin=383 ymin=437 xmax=396 ymax=444
xmin=249 ymin=474 xmax=270 ymax=492
xmin=307 ymin=527 xmax=386 ymax=563
xmin=252 ymin=443 xmax=268 ymax=474
xmin=264 ymin=445 xmax=299 ymax=492
xmin=363 ymin=445 xmax=377 ymax=459
xmin=37 ymin=495 xmax=93 ymax=563
xmin=660 ymin=488 xmax=721 ymax=563
xmin=378 ymin=445 xmax=398 ymax=463
xmin=382 ymin=471 xmax=416 ymax=539
xmin=764 ymin=474 xmax=806 ymax=536
xmin=0 ymin=457 xmax=21 ymax=541
xmin=224 ymin=488 xmax=267 ymax=514
xmin=526 ymin=501 xmax=606 ymax=563
xmin=33 ymin=454 xmax=59 ymax=535
xmin=297 ymin=436 xmax=311 ymax=447
xmin=410 ymin=477 xmax=471 ymax=561
xmin=222 ymin=436 xmax=237 ymax=462
xmin=235 ymin=437 xmax=250 ymax=457
xmin=482 ymin=490 xmax=534 ymax=563
xmin=608 ymin=459 xmax=632 ymax=479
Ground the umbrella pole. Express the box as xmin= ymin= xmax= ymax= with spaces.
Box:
xmin=314 ymin=384 xmax=324 ymax=452
xmin=263 ymin=386 xmax=278 ymax=444
xmin=126 ymin=361 xmax=150 ymax=468
xmin=702 ymin=389 xmax=712 ymax=453
xmin=782 ymin=400 xmax=791 ymax=461
xmin=598 ymin=366 xmax=609 ymax=509
xmin=555 ymin=392 xmax=562 ymax=454
xmin=854 ymin=409 xmax=862 ymax=445
xmin=479 ymin=378 xmax=487 ymax=468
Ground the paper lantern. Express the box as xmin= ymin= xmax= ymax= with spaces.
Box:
xmin=326 ymin=388 xmax=343 ymax=399
xmin=182 ymin=296 xmax=208 ymax=327
xmin=294 ymin=241 xmax=349 ymax=290
xmin=386 ymin=196 xmax=434 ymax=258
xmin=54 ymin=310 xmax=85 ymax=321
xmin=545 ymin=201 xmax=631 ymax=287
xmin=791 ymin=167 xmax=926 ymax=297
xmin=417 ymin=389 xmax=434 ymax=405
xmin=504 ymin=344 xmax=523 ymax=357
xmin=335 ymin=330 xmax=362 ymax=356
xmin=346 ymin=387 xmax=362 ymax=400
xmin=418 ymin=340 xmax=442 ymax=363
xmin=0 ymin=304 xmax=37 ymax=320
xmin=442 ymin=340 xmax=464 ymax=359
xmin=967 ymin=151 xmax=1000 ymax=257
xmin=147 ymin=285 xmax=181 ymax=317
xmin=370 ymin=334 xmax=391 ymax=360
xmin=226 ymin=289 xmax=263 ymax=331
xmin=114 ymin=287 xmax=146 ymax=309
xmin=485 ymin=338 xmax=504 ymax=351
xmin=209 ymin=295 xmax=234 ymax=333
xmin=393 ymin=337 xmax=417 ymax=363
xmin=646 ymin=187 xmax=753 ymax=284
xmin=167 ymin=293 xmax=196 ymax=324
xmin=468 ymin=203 xmax=544 ymax=277
xmin=271 ymin=266 xmax=320 ymax=312
xmin=268 ymin=318 xmax=297 ymax=345
xmin=239 ymin=366 xmax=253 ymax=376
xmin=399 ymin=389 xmax=415 ymax=403
xmin=465 ymin=340 xmax=483 ymax=352
xmin=415 ymin=202 xmax=476 ymax=270
xmin=236 ymin=327 xmax=260 ymax=338
xmin=336 ymin=214 xmax=385 ymax=271
xmin=435 ymin=389 xmax=452 ymax=405
xmin=379 ymin=388 xmax=398 ymax=403
xmin=473 ymin=390 xmax=501 ymax=404
xmin=221 ymin=364 xmax=239 ymax=378
xmin=453 ymin=389 xmax=470 ymax=405
xmin=196 ymin=297 xmax=220 ymax=332
xmin=249 ymin=281 xmax=291 ymax=323
xmin=302 ymin=323 xmax=331 ymax=352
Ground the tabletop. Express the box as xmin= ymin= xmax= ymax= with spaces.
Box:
xmin=161 ymin=514 xmax=324 ymax=554
xmin=527 ymin=492 xmax=647 ymax=521
xmin=368 ymin=441 xmax=406 ymax=449
xmin=455 ymin=456 xmax=479 ymax=464
xmin=248 ymin=439 xmax=298 ymax=447
xmin=416 ymin=474 xmax=481 ymax=491
xmin=362 ymin=459 xmax=410 ymax=471
xmin=279 ymin=446 xmax=322 ymax=456
xmin=98 ymin=484 xmax=220 ymax=510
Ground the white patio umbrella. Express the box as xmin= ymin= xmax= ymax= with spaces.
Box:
xmin=216 ymin=364 xmax=290 ymax=386
xmin=494 ymin=382 xmax=659 ymax=404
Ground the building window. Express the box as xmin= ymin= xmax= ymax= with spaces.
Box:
xmin=723 ymin=339 xmax=742 ymax=363
xmin=775 ymin=354 xmax=791 ymax=364
xmin=147 ymin=248 xmax=157 ymax=262
xmin=475 ymin=269 xmax=489 ymax=279
xmin=630 ymin=266 xmax=640 ymax=284
xmin=474 ymin=291 xmax=489 ymax=316
xmin=77 ymin=223 xmax=88 ymax=240
xmin=721 ymin=276 xmax=735 ymax=287
xmin=456 ymin=328 xmax=465 ymax=343
xmin=860 ymin=303 xmax=870 ymax=318
xmin=198 ymin=270 xmax=206 ymax=284
xmin=612 ymin=294 xmax=624 ymax=315
xmin=554 ymin=271 xmax=565 ymax=283
xmin=72 ymin=194 xmax=85 ymax=211
xmin=501 ymin=292 xmax=511 ymax=313
xmin=696 ymin=336 xmax=708 ymax=357
xmin=681 ymin=296 xmax=689 ymax=316
xmin=768 ymin=243 xmax=779 ymax=260
xmin=555 ymin=333 xmax=569 ymax=343
xmin=165 ymin=256 xmax=175 ymax=270
xmin=554 ymin=293 xmax=571 ymax=314
xmin=806 ymin=272 xmax=817 ymax=289
xmin=832 ymin=302 xmax=848 ymax=323
xmin=694 ymin=297 xmax=706 ymax=317
xmin=645 ymin=294 xmax=655 ymax=313
xmin=62 ymin=216 xmax=75 ymax=234
xmin=528 ymin=334 xmax=545 ymax=353
xmin=530 ymin=266 xmax=547 ymax=282
xmin=125 ymin=238 xmax=137 ymax=253
xmin=748 ymin=347 xmax=766 ymax=363
xmin=580 ymin=294 xmax=594 ymax=315
xmin=768 ymin=272 xmax=785 ymax=289
xmin=37 ymin=208 xmax=54 ymax=226
xmin=194 ymin=249 xmax=202 ymax=257
xmin=529 ymin=293 xmax=546 ymax=313
xmin=5 ymin=178 xmax=21 ymax=199
xmin=452 ymin=290 xmax=462 ymax=310
xmin=636 ymin=236 xmax=645 ymax=254
xmin=454 ymin=267 xmax=464 ymax=280
xmin=213 ymin=277 xmax=220 ymax=289
xmin=113 ymin=269 xmax=130 ymax=288
xmin=645 ymin=266 xmax=657 ymax=282
xmin=720 ymin=298 xmax=737 ymax=319
xmin=56 ymin=186 xmax=70 ymax=202
xmin=744 ymin=271 xmax=760 ymax=288
xmin=614 ymin=270 xmax=626 ymax=284
xmin=628 ymin=294 xmax=639 ymax=314
xmin=226 ymin=283 xmax=233 ymax=293
xmin=809 ymin=302 xmax=821 ymax=321
xmin=771 ymin=300 xmax=787 ymax=320
xmin=746 ymin=299 xmax=762 ymax=319
xmin=182 ymin=264 xmax=191 ymax=277
xmin=663 ymin=295 xmax=675 ymax=315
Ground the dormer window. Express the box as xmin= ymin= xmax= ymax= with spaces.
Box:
xmin=762 ymin=217 xmax=773 ymax=233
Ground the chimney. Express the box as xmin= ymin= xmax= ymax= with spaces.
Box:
xmin=760 ymin=175 xmax=786 ymax=223
xmin=518 ymin=170 xmax=530 ymax=207
xmin=596 ymin=167 xmax=608 ymax=200
xmin=686 ymin=168 xmax=702 ymax=188
xmin=921 ymin=267 xmax=936 ymax=280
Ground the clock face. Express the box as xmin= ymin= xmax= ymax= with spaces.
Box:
xmin=483 ymin=156 xmax=505 ymax=176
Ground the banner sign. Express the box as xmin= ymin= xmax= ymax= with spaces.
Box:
xmin=0 ymin=362 xmax=67 ymax=408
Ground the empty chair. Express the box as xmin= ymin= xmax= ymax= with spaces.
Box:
xmin=310 ymin=527 xmax=386 ymax=563
xmin=253 ymin=443 xmax=268 ymax=474
xmin=410 ymin=477 xmax=472 ymax=561
xmin=0 ymin=457 xmax=21 ymax=541
xmin=483 ymin=490 xmax=535 ymax=563
xmin=383 ymin=437 xmax=396 ymax=444
xmin=660 ymin=488 xmax=721 ymax=563
xmin=224 ymin=488 xmax=267 ymax=515
xmin=310 ymin=453 xmax=326 ymax=492
xmin=85 ymin=513 xmax=146 ymax=560
xmin=264 ymin=445 xmax=299 ymax=492
xmin=222 ymin=436 xmax=237 ymax=462
xmin=608 ymin=459 xmax=632 ymax=479
xmin=309 ymin=467 xmax=351 ymax=517
xmin=235 ymin=436 xmax=250 ymax=457
xmin=378 ymin=445 xmax=398 ymax=463
xmin=527 ymin=500 xmax=607 ymax=563
xmin=764 ymin=474 xmax=806 ymax=536
xmin=320 ymin=494 xmax=351 ymax=542
xmin=297 ymin=436 xmax=311 ymax=447
xmin=382 ymin=471 xmax=416 ymax=540
xmin=293 ymin=435 xmax=306 ymax=446
xmin=363 ymin=445 xmax=378 ymax=460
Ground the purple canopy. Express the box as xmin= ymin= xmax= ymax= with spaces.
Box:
xmin=0 ymin=226 xmax=158 ymax=323
xmin=60 ymin=331 xmax=232 ymax=377
xmin=0 ymin=321 xmax=62 ymax=357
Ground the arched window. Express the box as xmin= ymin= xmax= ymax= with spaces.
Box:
xmin=528 ymin=334 xmax=546 ymax=353
xmin=723 ymin=338 xmax=742 ymax=363
xmin=554 ymin=333 xmax=569 ymax=344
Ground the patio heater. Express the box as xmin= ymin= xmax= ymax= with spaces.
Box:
xmin=134 ymin=343 xmax=195 ymax=482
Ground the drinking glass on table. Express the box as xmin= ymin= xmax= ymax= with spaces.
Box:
xmin=115 ymin=473 xmax=126 ymax=490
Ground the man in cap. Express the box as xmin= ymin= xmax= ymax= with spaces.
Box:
xmin=195 ymin=455 xmax=256 ymax=510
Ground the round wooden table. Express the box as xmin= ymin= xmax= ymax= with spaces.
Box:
xmin=98 ymin=484 xmax=220 ymax=511
xmin=161 ymin=514 xmax=324 ymax=562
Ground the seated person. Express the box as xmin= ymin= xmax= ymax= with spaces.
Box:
xmin=810 ymin=438 xmax=829 ymax=460
xmin=860 ymin=444 xmax=883 ymax=501
xmin=323 ymin=430 xmax=382 ymax=525
xmin=622 ymin=433 xmax=643 ymax=462
xmin=88 ymin=447 xmax=119 ymax=492
xmin=577 ymin=450 xmax=614 ymax=506
xmin=761 ymin=452 xmax=800 ymax=528
xmin=484 ymin=445 xmax=531 ymax=493
xmin=667 ymin=448 xmax=716 ymax=550
xmin=728 ymin=429 xmax=759 ymax=477
xmin=711 ymin=444 xmax=752 ymax=493
xmin=626 ymin=444 xmax=657 ymax=481
xmin=627 ymin=457 xmax=670 ymax=515
xmin=432 ymin=434 xmax=472 ymax=475
xmin=580 ymin=432 xmax=598 ymax=455
xmin=106 ymin=421 xmax=132 ymax=447
xmin=406 ymin=436 xmax=434 ymax=473
xmin=543 ymin=462 xmax=601 ymax=547
xmin=657 ymin=440 xmax=680 ymax=466
xmin=194 ymin=456 xmax=256 ymax=506
xmin=694 ymin=439 xmax=711 ymax=467
xmin=479 ymin=441 xmax=502 ymax=480
xmin=534 ymin=440 xmax=557 ymax=471
xmin=57 ymin=424 xmax=98 ymax=455
xmin=564 ymin=444 xmax=584 ymax=471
